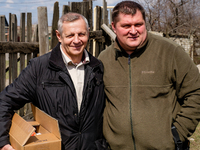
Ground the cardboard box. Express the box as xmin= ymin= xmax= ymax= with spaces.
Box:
xmin=9 ymin=106 xmax=61 ymax=150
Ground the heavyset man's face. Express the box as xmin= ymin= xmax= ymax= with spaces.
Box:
xmin=112 ymin=10 xmax=147 ymax=54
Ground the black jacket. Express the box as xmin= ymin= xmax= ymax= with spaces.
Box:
xmin=0 ymin=43 xmax=105 ymax=150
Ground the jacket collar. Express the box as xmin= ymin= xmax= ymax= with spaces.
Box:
xmin=48 ymin=43 xmax=102 ymax=72
xmin=49 ymin=42 xmax=66 ymax=71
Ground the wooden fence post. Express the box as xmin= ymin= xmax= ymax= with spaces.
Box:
xmin=27 ymin=13 xmax=33 ymax=62
xmin=9 ymin=14 xmax=18 ymax=84
xmin=0 ymin=15 xmax=5 ymax=91
xmin=93 ymin=6 xmax=102 ymax=57
xmin=19 ymin=13 xmax=26 ymax=116
xmin=62 ymin=5 xmax=70 ymax=15
xmin=20 ymin=13 xmax=26 ymax=71
xmin=51 ymin=1 xmax=59 ymax=50
xmin=103 ymin=0 xmax=108 ymax=25
xmin=37 ymin=6 xmax=49 ymax=56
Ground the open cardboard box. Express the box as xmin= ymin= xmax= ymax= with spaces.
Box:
xmin=9 ymin=105 xmax=61 ymax=150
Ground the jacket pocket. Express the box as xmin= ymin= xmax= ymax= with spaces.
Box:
xmin=41 ymin=80 xmax=65 ymax=89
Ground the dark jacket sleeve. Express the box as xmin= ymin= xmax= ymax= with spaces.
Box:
xmin=172 ymin=46 xmax=200 ymax=141
xmin=0 ymin=60 xmax=37 ymax=147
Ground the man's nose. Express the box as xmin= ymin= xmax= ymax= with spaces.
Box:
xmin=73 ymin=35 xmax=80 ymax=43
xmin=129 ymin=26 xmax=137 ymax=34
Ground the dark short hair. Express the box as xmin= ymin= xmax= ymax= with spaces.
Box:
xmin=112 ymin=1 xmax=146 ymax=25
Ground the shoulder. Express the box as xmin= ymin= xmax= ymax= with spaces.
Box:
xmin=148 ymin=32 xmax=181 ymax=48
xmin=30 ymin=51 xmax=51 ymax=64
xmin=27 ymin=51 xmax=51 ymax=72
xmin=98 ymin=43 xmax=115 ymax=61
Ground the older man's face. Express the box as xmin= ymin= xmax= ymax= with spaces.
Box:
xmin=56 ymin=18 xmax=89 ymax=63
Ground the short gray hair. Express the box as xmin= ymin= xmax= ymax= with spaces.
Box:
xmin=57 ymin=12 xmax=89 ymax=35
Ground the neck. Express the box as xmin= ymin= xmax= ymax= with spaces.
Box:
xmin=68 ymin=53 xmax=83 ymax=64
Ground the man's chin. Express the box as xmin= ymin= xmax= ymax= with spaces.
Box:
xmin=127 ymin=44 xmax=139 ymax=49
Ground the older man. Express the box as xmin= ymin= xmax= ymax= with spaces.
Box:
xmin=0 ymin=12 xmax=106 ymax=150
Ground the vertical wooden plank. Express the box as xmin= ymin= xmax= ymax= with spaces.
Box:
xmin=110 ymin=8 xmax=112 ymax=23
xmin=19 ymin=13 xmax=26 ymax=117
xmin=13 ymin=14 xmax=18 ymax=42
xmin=102 ymin=0 xmax=110 ymax=50
xmin=103 ymin=0 xmax=108 ymax=25
xmin=37 ymin=7 xmax=49 ymax=56
xmin=81 ymin=2 xmax=88 ymax=19
xmin=27 ymin=54 xmax=32 ymax=65
xmin=88 ymin=0 xmax=93 ymax=31
xmin=0 ymin=15 xmax=6 ymax=91
xmin=9 ymin=53 xmax=12 ymax=84
xmin=33 ymin=24 xmax=39 ymax=58
xmin=62 ymin=5 xmax=70 ymax=15
xmin=0 ymin=16 xmax=5 ymax=41
xmin=27 ymin=13 xmax=32 ymax=42
xmin=20 ymin=13 xmax=25 ymax=42
xmin=88 ymin=0 xmax=93 ymax=54
xmin=27 ymin=12 xmax=33 ymax=64
xmin=9 ymin=13 xmax=12 ymax=42
xmin=12 ymin=15 xmax=18 ymax=82
xmin=51 ymin=1 xmax=59 ymax=50
xmin=24 ymin=12 xmax=32 ymax=59
xmin=25 ymin=12 xmax=33 ymax=119
xmin=20 ymin=12 xmax=25 ymax=72
xmin=27 ymin=12 xmax=32 ymax=65
xmin=9 ymin=14 xmax=13 ymax=84
xmin=94 ymin=6 xmax=102 ymax=57
xmin=0 ymin=53 xmax=5 ymax=91
xmin=33 ymin=24 xmax=39 ymax=43
xmin=71 ymin=2 xmax=82 ymax=14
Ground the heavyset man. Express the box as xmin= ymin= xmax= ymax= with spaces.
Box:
xmin=98 ymin=1 xmax=200 ymax=150
xmin=0 ymin=12 xmax=106 ymax=150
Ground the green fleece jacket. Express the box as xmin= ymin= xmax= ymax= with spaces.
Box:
xmin=98 ymin=32 xmax=200 ymax=150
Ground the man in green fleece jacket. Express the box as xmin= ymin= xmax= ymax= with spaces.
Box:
xmin=98 ymin=1 xmax=200 ymax=150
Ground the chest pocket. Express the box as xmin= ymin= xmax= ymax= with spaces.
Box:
xmin=41 ymin=80 xmax=65 ymax=89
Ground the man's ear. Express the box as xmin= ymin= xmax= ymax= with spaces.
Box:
xmin=111 ymin=22 xmax=116 ymax=33
xmin=56 ymin=30 xmax=62 ymax=42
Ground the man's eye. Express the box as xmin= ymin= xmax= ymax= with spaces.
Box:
xmin=135 ymin=24 xmax=143 ymax=27
xmin=66 ymin=35 xmax=73 ymax=38
xmin=122 ymin=25 xmax=131 ymax=29
xmin=79 ymin=33 xmax=86 ymax=37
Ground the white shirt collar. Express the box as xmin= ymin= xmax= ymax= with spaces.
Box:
xmin=60 ymin=45 xmax=90 ymax=66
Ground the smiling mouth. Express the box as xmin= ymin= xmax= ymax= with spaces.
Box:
xmin=73 ymin=45 xmax=82 ymax=49
xmin=128 ymin=36 xmax=138 ymax=40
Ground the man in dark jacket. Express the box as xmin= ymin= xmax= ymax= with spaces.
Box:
xmin=0 ymin=12 xmax=105 ymax=150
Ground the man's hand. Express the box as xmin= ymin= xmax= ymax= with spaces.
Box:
xmin=0 ymin=144 xmax=15 ymax=150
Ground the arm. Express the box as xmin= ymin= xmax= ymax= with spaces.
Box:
xmin=172 ymin=46 xmax=200 ymax=141
xmin=0 ymin=60 xmax=37 ymax=148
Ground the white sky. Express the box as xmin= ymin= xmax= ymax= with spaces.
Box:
xmin=0 ymin=0 xmax=122 ymax=26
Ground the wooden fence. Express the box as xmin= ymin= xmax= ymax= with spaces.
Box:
xmin=0 ymin=0 xmax=112 ymax=118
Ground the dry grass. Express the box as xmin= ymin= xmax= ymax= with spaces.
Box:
xmin=189 ymin=123 xmax=200 ymax=150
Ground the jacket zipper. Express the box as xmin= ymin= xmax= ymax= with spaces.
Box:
xmin=128 ymin=55 xmax=137 ymax=150
xmin=78 ymin=66 xmax=96 ymax=150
